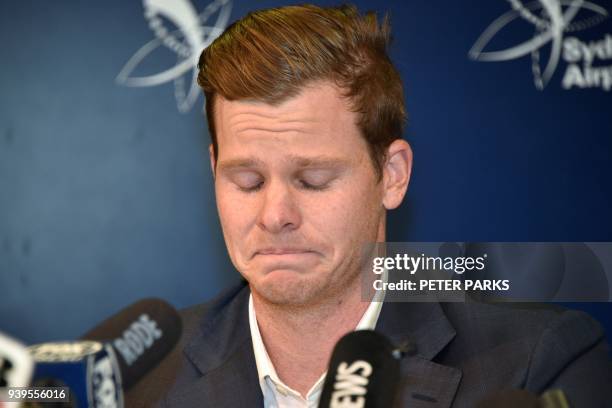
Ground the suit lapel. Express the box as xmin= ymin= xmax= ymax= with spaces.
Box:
xmin=378 ymin=301 xmax=462 ymax=408
xmin=169 ymin=282 xmax=264 ymax=407
xmin=169 ymin=283 xmax=461 ymax=408
xmin=171 ymin=339 xmax=262 ymax=407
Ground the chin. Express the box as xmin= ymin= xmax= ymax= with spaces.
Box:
xmin=252 ymin=270 xmax=328 ymax=306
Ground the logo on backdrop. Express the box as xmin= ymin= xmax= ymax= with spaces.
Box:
xmin=469 ymin=0 xmax=612 ymax=91
xmin=116 ymin=0 xmax=232 ymax=112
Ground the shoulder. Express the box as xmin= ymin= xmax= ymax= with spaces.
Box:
xmin=125 ymin=281 xmax=251 ymax=407
xmin=442 ymin=301 xmax=612 ymax=402
xmin=441 ymin=301 xmax=605 ymax=361
xmin=179 ymin=280 xmax=250 ymax=339
xmin=443 ymin=301 xmax=603 ymax=345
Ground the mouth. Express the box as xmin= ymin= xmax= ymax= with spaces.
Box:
xmin=255 ymin=248 xmax=316 ymax=256
xmin=251 ymin=248 xmax=322 ymax=273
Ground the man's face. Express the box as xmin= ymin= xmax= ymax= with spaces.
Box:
xmin=212 ymin=82 xmax=389 ymax=306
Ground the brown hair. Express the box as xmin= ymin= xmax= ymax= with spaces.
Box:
xmin=197 ymin=4 xmax=406 ymax=179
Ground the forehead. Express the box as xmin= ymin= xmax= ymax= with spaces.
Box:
xmin=213 ymin=82 xmax=369 ymax=162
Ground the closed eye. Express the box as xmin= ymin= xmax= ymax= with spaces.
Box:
xmin=298 ymin=179 xmax=330 ymax=191
xmin=238 ymin=182 xmax=264 ymax=193
xmin=296 ymin=169 xmax=337 ymax=191
xmin=228 ymin=171 xmax=264 ymax=192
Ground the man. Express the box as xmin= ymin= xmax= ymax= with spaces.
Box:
xmin=128 ymin=4 xmax=612 ymax=407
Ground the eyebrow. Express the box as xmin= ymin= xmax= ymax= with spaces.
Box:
xmin=217 ymin=155 xmax=351 ymax=171
xmin=216 ymin=158 xmax=265 ymax=172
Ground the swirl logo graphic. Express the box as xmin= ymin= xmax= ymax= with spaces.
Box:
xmin=117 ymin=0 xmax=232 ymax=112
xmin=469 ymin=0 xmax=611 ymax=90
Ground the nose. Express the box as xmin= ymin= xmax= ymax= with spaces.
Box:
xmin=256 ymin=180 xmax=302 ymax=234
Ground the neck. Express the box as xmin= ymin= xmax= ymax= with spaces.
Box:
xmin=251 ymin=278 xmax=370 ymax=398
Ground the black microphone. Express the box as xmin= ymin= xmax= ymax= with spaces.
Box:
xmin=475 ymin=388 xmax=571 ymax=408
xmin=27 ymin=298 xmax=181 ymax=408
xmin=80 ymin=298 xmax=181 ymax=391
xmin=318 ymin=330 xmax=401 ymax=408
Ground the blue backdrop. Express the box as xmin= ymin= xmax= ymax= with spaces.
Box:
xmin=1 ymin=0 xmax=611 ymax=344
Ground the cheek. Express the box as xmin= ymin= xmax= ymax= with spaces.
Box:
xmin=216 ymin=186 xmax=255 ymax=246
xmin=305 ymin=181 xmax=382 ymax=244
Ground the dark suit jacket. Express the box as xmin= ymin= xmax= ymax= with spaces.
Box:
xmin=126 ymin=281 xmax=612 ymax=407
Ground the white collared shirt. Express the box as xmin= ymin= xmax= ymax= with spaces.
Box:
xmin=248 ymin=287 xmax=385 ymax=408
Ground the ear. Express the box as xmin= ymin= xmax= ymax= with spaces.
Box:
xmin=382 ymin=139 xmax=413 ymax=210
xmin=208 ymin=144 xmax=216 ymax=178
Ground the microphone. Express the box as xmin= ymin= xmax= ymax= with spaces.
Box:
xmin=80 ymin=298 xmax=181 ymax=391
xmin=28 ymin=340 xmax=122 ymax=408
xmin=0 ymin=332 xmax=34 ymax=407
xmin=27 ymin=298 xmax=181 ymax=408
xmin=475 ymin=388 xmax=571 ymax=408
xmin=0 ymin=332 xmax=34 ymax=388
xmin=318 ymin=330 xmax=401 ymax=408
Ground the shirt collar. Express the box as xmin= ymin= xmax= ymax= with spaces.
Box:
xmin=248 ymin=281 xmax=385 ymax=401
